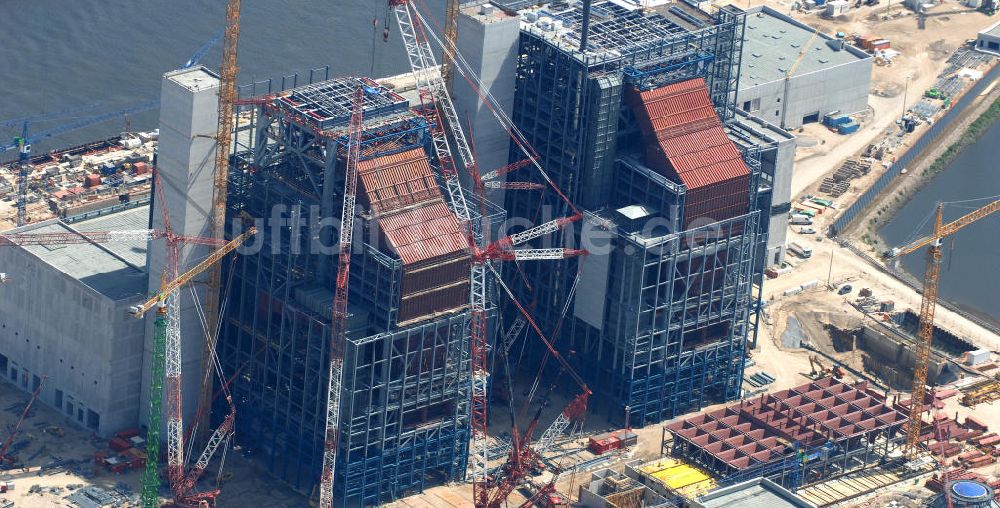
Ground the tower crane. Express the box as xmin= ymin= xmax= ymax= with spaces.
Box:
xmin=884 ymin=197 xmax=1000 ymax=455
xmin=380 ymin=3 xmax=586 ymax=508
xmin=199 ymin=0 xmax=242 ymax=452
xmin=442 ymin=0 xmax=459 ymax=91
xmin=130 ymin=226 xmax=256 ymax=508
xmin=0 ymin=377 xmax=45 ymax=465
xmin=0 ymin=101 xmax=158 ymax=227
xmin=317 ymin=85 xmax=366 ymax=508
xmin=183 ymin=29 xmax=225 ymax=69
xmin=780 ymin=29 xmax=820 ymax=128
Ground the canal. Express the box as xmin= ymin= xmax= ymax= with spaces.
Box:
xmin=878 ymin=117 xmax=1000 ymax=328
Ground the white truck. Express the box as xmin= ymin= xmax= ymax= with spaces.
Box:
xmin=790 ymin=214 xmax=813 ymax=225
xmin=788 ymin=242 xmax=813 ymax=259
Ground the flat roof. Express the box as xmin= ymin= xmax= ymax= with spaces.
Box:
xmin=510 ymin=0 xmax=691 ymax=62
xmin=982 ymin=19 xmax=1000 ymax=38
xmin=165 ymin=66 xmax=220 ymax=92
xmin=740 ymin=6 xmax=868 ymax=88
xmin=693 ymin=479 xmax=816 ymax=508
xmin=16 ymin=206 xmax=149 ymax=301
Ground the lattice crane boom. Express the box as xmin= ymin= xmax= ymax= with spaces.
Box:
xmin=318 ymin=86 xmax=365 ymax=508
xmin=893 ymin=200 xmax=1000 ymax=455
xmin=199 ymin=0 xmax=242 ymax=456
xmin=388 ymin=5 xmax=491 ymax=506
xmin=887 ymin=198 xmax=1000 ymax=259
xmin=0 ymin=229 xmax=225 ymax=248
xmin=0 ymin=377 xmax=45 ymax=463
xmin=127 ymin=228 xmax=257 ymax=319
xmin=386 ymin=4 xmax=587 ymax=508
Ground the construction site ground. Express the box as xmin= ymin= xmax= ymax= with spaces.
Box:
xmin=0 ymin=380 xmax=307 ymax=507
xmin=4 ymin=1 xmax=1000 ymax=508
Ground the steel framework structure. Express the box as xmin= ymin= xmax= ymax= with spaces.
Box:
xmin=219 ymin=76 xmax=505 ymax=506
xmin=666 ymin=378 xmax=908 ymax=490
xmin=502 ymin=2 xmax=759 ymax=427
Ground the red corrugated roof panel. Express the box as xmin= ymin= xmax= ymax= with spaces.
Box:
xmin=628 ymin=79 xmax=750 ymax=192
xmin=628 ymin=78 xmax=752 ymax=228
xmin=358 ymin=148 xmax=442 ymax=215
xmin=377 ymin=201 xmax=468 ymax=266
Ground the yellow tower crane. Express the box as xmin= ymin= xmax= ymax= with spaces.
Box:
xmin=780 ymin=29 xmax=821 ymax=128
xmin=885 ymin=198 xmax=1000 ymax=455
xmin=200 ymin=0 xmax=243 ymax=445
xmin=442 ymin=0 xmax=459 ymax=91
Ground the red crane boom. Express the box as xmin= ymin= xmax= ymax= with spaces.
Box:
xmin=0 ymin=377 xmax=45 ymax=464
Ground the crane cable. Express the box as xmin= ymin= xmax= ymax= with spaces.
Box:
xmin=488 ymin=264 xmax=589 ymax=393
xmin=522 ymin=269 xmax=583 ymax=413
xmin=411 ymin=1 xmax=581 ymax=218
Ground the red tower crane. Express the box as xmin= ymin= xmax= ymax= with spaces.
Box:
xmin=377 ymin=3 xmax=590 ymax=508
xmin=317 ymin=86 xmax=366 ymax=508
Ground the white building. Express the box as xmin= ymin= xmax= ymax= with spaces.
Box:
xmin=975 ymin=20 xmax=1000 ymax=56
xmin=0 ymin=208 xmax=149 ymax=437
xmin=737 ymin=6 xmax=873 ymax=129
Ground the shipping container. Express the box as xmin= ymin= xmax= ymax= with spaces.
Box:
xmin=613 ymin=430 xmax=639 ymax=447
xmin=838 ymin=121 xmax=860 ymax=134
xmin=109 ymin=437 xmax=131 ymax=452
xmin=967 ymin=349 xmax=991 ymax=366
xmin=588 ymin=434 xmax=622 ymax=454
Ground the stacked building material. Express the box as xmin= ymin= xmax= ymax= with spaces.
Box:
xmin=819 ymin=177 xmax=851 ymax=197
xmin=832 ymin=158 xmax=872 ymax=182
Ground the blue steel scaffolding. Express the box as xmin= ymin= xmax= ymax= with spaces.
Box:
xmin=501 ymin=1 xmax=762 ymax=427
xmin=218 ymin=76 xmax=503 ymax=506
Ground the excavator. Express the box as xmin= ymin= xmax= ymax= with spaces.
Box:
xmin=808 ymin=355 xmax=845 ymax=379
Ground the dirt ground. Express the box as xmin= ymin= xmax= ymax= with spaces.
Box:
xmin=774 ymin=1 xmax=997 ymax=198
xmin=0 ymin=381 xmax=307 ymax=507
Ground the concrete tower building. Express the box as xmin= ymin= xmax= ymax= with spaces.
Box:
xmin=141 ymin=66 xmax=221 ymax=429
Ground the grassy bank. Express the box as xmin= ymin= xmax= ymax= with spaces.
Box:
xmin=856 ymin=93 xmax=1000 ymax=249
xmin=921 ymin=94 xmax=1000 ymax=178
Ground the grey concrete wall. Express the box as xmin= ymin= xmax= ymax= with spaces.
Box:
xmin=453 ymin=4 xmax=520 ymax=208
xmin=141 ymin=66 xmax=221 ymax=431
xmin=976 ymin=30 xmax=1000 ymax=55
xmin=768 ymin=131 xmax=796 ymax=265
xmin=0 ymin=245 xmax=145 ymax=437
xmin=732 ymin=111 xmax=795 ymax=266
xmin=737 ymin=56 xmax=872 ymax=130
xmin=783 ymin=57 xmax=872 ymax=128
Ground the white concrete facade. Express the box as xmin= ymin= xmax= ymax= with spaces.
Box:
xmin=140 ymin=66 xmax=221 ymax=431
xmin=975 ymin=20 xmax=1000 ymax=56
xmin=453 ymin=2 xmax=520 ymax=212
xmin=737 ymin=7 xmax=873 ymax=130
xmin=0 ymin=213 xmax=148 ymax=437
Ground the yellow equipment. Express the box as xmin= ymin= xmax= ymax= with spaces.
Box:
xmin=886 ymin=199 xmax=1000 ymax=455
xmin=129 ymin=227 xmax=256 ymax=318
xmin=200 ymin=0 xmax=243 ymax=444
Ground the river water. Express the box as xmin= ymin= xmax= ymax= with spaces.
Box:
xmin=1 ymin=0 xmax=444 ymax=159
xmin=878 ymin=117 xmax=1000 ymax=327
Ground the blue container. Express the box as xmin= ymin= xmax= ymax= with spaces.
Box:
xmin=824 ymin=114 xmax=850 ymax=127
xmin=814 ymin=0 xmax=827 ymax=6
xmin=838 ymin=121 xmax=860 ymax=134
xmin=100 ymin=163 xmax=117 ymax=176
